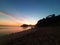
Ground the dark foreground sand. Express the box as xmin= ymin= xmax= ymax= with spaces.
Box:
xmin=0 ymin=26 xmax=60 ymax=45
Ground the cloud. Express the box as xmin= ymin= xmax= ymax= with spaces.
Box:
xmin=0 ymin=11 xmax=23 ymax=25
xmin=0 ymin=11 xmax=36 ymax=25
xmin=0 ymin=11 xmax=19 ymax=20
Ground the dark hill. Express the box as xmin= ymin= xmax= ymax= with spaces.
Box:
xmin=36 ymin=14 xmax=60 ymax=27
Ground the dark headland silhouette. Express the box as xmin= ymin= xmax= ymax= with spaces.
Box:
xmin=36 ymin=14 xmax=60 ymax=27
xmin=0 ymin=14 xmax=60 ymax=45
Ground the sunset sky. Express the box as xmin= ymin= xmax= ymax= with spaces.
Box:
xmin=0 ymin=0 xmax=60 ymax=26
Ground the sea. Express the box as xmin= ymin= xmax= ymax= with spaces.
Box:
xmin=0 ymin=26 xmax=31 ymax=37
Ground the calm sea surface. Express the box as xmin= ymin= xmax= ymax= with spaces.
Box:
xmin=0 ymin=27 xmax=31 ymax=36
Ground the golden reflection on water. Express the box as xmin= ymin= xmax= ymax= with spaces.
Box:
xmin=0 ymin=27 xmax=31 ymax=36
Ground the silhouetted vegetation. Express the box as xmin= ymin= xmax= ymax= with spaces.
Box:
xmin=36 ymin=14 xmax=60 ymax=27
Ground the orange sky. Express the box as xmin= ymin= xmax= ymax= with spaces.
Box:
xmin=0 ymin=21 xmax=20 ymax=26
xmin=0 ymin=12 xmax=36 ymax=26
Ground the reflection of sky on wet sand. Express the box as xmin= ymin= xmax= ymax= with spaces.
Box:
xmin=0 ymin=27 xmax=31 ymax=36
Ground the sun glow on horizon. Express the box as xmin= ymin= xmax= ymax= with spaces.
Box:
xmin=23 ymin=21 xmax=36 ymax=25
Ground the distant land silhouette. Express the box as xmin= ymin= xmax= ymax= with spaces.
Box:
xmin=21 ymin=24 xmax=34 ymax=28
xmin=0 ymin=14 xmax=60 ymax=45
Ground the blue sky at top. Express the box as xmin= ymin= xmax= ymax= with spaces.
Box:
xmin=0 ymin=0 xmax=60 ymax=25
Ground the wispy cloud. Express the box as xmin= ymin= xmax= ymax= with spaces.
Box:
xmin=0 ymin=11 xmax=23 ymax=25
xmin=0 ymin=11 xmax=20 ymax=20
xmin=0 ymin=11 xmax=35 ymax=25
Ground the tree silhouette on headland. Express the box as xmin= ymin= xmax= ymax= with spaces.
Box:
xmin=35 ymin=14 xmax=60 ymax=27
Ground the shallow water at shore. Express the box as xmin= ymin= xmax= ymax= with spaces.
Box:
xmin=0 ymin=26 xmax=31 ymax=36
